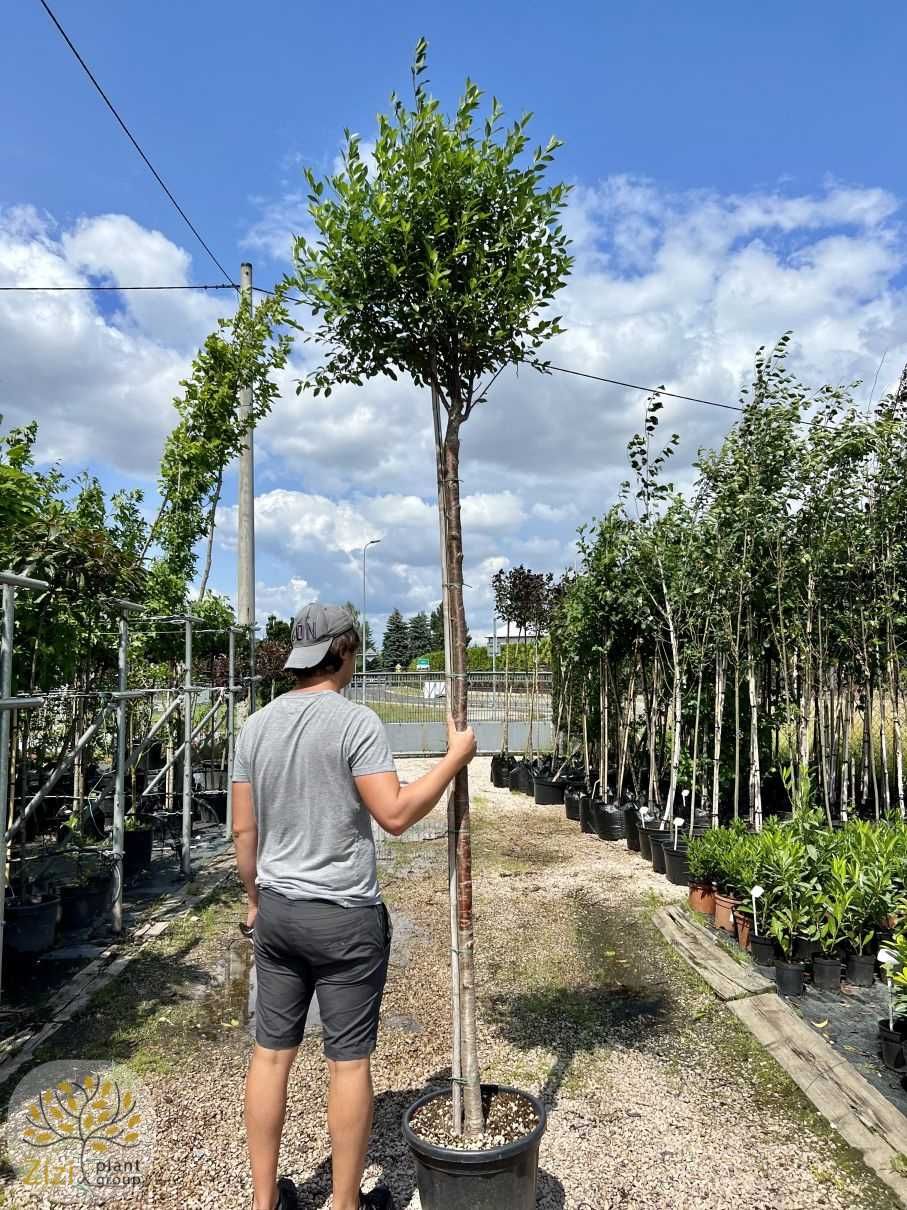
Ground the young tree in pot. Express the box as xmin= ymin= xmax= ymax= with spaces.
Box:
xmin=806 ymin=869 xmax=853 ymax=992
xmin=770 ymin=901 xmax=813 ymax=996
xmin=285 ymin=36 xmax=571 ymax=1168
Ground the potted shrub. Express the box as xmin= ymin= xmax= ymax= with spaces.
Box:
xmin=287 ymin=39 xmax=572 ymax=1197
xmin=4 ymin=884 xmax=60 ymax=955
xmin=806 ymin=861 xmax=853 ymax=992
xmin=770 ymin=902 xmax=812 ymax=997
xmin=686 ymin=830 xmax=721 ymax=915
xmin=123 ymin=813 xmax=154 ymax=877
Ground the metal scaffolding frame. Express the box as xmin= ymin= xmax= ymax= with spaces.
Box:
xmin=0 ymin=579 xmax=254 ymax=1006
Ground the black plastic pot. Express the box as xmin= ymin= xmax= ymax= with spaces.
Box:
xmin=564 ymin=787 xmax=583 ymax=823
xmin=578 ymin=792 xmax=595 ymax=835
xmin=638 ymin=827 xmax=653 ymax=862
xmin=750 ymin=935 xmax=776 ymax=966
xmin=491 ymin=753 xmax=515 ymax=789
xmin=403 ymin=1084 xmax=546 ymax=1210
xmin=647 ymin=829 xmax=672 ymax=874
xmin=123 ymin=827 xmax=153 ymax=877
xmin=846 ymin=952 xmax=876 ymax=987
xmin=533 ymin=778 xmax=565 ymax=807
xmin=879 ymin=1020 xmax=907 ymax=1071
xmin=508 ymin=763 xmax=533 ymax=796
xmin=793 ymin=936 xmax=820 ymax=967
xmin=59 ymin=876 xmax=111 ymax=932
xmin=592 ymin=800 xmax=627 ymax=842
xmin=662 ymin=842 xmax=690 ymax=886
xmin=775 ymin=960 xmax=806 ymax=997
xmin=5 ymin=897 xmax=59 ymax=955
xmin=623 ymin=806 xmax=641 ymax=852
xmin=812 ymin=955 xmax=842 ymax=992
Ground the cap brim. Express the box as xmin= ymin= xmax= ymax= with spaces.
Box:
xmin=283 ymin=637 xmax=333 ymax=670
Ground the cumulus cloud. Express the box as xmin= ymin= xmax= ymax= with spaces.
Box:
xmin=3 ymin=176 xmax=907 ymax=641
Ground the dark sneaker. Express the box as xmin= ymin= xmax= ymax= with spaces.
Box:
xmin=360 ymin=1186 xmax=395 ymax=1210
xmin=276 ymin=1177 xmax=299 ymax=1210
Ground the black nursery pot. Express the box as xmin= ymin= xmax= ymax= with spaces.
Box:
xmin=662 ymin=842 xmax=690 ymax=887
xmin=578 ymin=793 xmax=595 ymax=835
xmin=879 ymin=1021 xmax=906 ymax=1071
xmin=638 ymin=828 xmax=653 ymax=862
xmin=491 ymin=753 xmax=515 ymax=788
xmin=403 ymin=1085 xmax=547 ymax=1210
xmin=750 ymin=935 xmax=776 ymax=966
xmin=775 ymin=960 xmax=806 ymax=997
xmin=123 ymin=827 xmax=153 ymax=877
xmin=812 ymin=955 xmax=842 ymax=992
xmin=846 ymin=952 xmax=876 ymax=988
xmin=647 ymin=829 xmax=672 ymax=874
xmin=623 ymin=806 xmax=641 ymax=852
xmin=508 ymin=763 xmax=533 ymax=796
xmin=532 ymin=777 xmax=565 ymax=807
xmin=564 ymin=787 xmax=583 ymax=823
xmin=592 ymin=800 xmax=627 ymax=842
xmin=4 ymin=897 xmax=60 ymax=955
xmin=59 ymin=875 xmax=111 ymax=932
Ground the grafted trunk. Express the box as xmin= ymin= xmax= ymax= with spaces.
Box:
xmin=689 ymin=658 xmax=704 ymax=832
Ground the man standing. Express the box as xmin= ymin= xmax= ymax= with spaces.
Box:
xmin=232 ymin=603 xmax=476 ymax=1210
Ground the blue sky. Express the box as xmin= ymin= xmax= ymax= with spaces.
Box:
xmin=2 ymin=2 xmax=907 ymax=638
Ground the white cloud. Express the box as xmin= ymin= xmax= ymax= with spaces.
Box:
xmin=4 ymin=175 xmax=907 ymax=644
xmin=255 ymin=576 xmax=317 ymax=624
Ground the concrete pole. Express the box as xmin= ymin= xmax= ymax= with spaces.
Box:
xmin=0 ymin=585 xmax=15 ymax=988
xmin=181 ymin=618 xmax=193 ymax=878
xmin=225 ymin=626 xmax=236 ymax=840
xmin=236 ymin=262 xmax=257 ymax=714
xmin=112 ymin=613 xmax=128 ymax=932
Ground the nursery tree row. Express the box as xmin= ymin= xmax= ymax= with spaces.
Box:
xmin=549 ymin=343 xmax=907 ymax=829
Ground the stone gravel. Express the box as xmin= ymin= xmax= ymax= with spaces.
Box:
xmin=4 ymin=759 xmax=900 ymax=1209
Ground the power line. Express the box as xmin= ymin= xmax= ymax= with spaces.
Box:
xmin=548 ymin=364 xmax=744 ymax=414
xmin=36 ymin=0 xmax=236 ymax=286
xmin=0 ymin=283 xmax=235 ymax=292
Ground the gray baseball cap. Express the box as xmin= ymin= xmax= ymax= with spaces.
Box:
xmin=283 ymin=602 xmax=359 ymax=670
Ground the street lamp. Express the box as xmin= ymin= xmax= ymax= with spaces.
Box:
xmin=362 ymin=538 xmax=381 ymax=704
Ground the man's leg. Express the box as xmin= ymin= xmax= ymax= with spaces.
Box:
xmin=327 ymin=1057 xmax=373 ymax=1210
xmin=245 ymin=1043 xmax=298 ymax=1210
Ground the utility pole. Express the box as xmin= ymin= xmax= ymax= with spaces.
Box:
xmin=236 ymin=261 xmax=256 ymax=712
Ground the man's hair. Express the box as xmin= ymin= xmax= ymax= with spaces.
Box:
xmin=292 ymin=627 xmax=361 ymax=685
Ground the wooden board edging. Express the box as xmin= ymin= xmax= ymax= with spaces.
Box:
xmin=655 ymin=903 xmax=907 ymax=1205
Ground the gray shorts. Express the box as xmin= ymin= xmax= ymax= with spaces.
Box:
xmin=253 ymin=888 xmax=392 ymax=1060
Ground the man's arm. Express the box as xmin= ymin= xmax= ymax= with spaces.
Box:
xmin=231 ymin=781 xmax=259 ymax=927
xmin=356 ymin=717 xmax=477 ymax=836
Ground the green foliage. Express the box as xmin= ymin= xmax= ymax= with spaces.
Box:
xmin=406 ymin=611 xmax=433 ymax=662
xmin=382 ymin=608 xmax=411 ymax=668
xmin=156 ymin=291 xmax=291 ymax=588
xmin=285 ymin=38 xmax=572 ymax=406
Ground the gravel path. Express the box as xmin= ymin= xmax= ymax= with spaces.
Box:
xmin=3 ymin=759 xmax=901 ymax=1209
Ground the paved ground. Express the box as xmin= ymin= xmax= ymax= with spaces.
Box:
xmin=1 ymin=759 xmax=901 ymax=1209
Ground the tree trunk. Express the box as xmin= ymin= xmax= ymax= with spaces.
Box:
xmin=689 ymin=659 xmax=704 ymax=833
xmin=440 ymin=409 xmax=483 ymax=1137
xmin=746 ymin=614 xmax=762 ymax=830
xmin=889 ymin=639 xmax=905 ymax=818
xmin=502 ymin=621 xmax=511 ymax=753
xmin=197 ymin=469 xmax=224 ymax=601
xmin=712 ymin=652 xmax=726 ymax=829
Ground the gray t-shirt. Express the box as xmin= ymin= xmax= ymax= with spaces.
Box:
xmin=232 ymin=690 xmax=396 ymax=907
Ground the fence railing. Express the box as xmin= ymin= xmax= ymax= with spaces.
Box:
xmin=346 ymin=671 xmax=552 ymax=725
